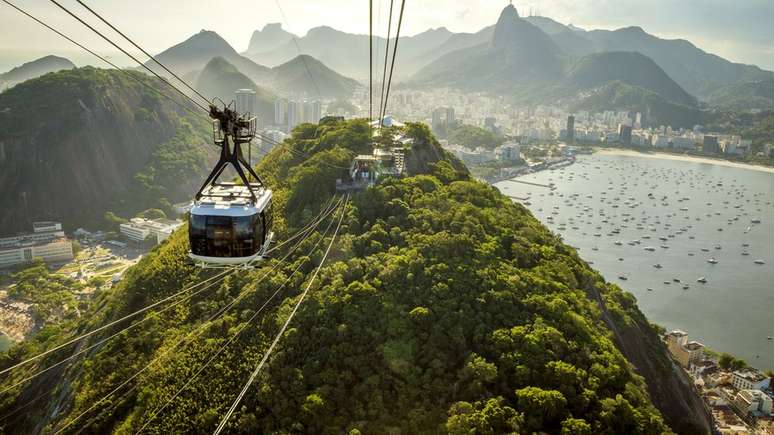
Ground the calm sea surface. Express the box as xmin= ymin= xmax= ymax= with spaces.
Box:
xmin=496 ymin=153 xmax=774 ymax=370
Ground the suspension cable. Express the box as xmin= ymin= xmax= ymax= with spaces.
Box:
xmin=52 ymin=200 xmax=337 ymax=434
xmin=380 ymin=0 xmax=407 ymax=121
xmin=47 ymin=0 xmax=210 ymax=114
xmin=137 ymin=196 xmax=344 ymax=432
xmin=255 ymin=132 xmax=352 ymax=170
xmin=73 ymin=0 xmax=211 ymax=107
xmin=0 ymin=267 xmax=232 ymax=377
xmin=0 ymin=0 xmax=205 ymax=121
xmin=0 ymin=198 xmax=342 ymax=426
xmin=0 ymin=269 xmax=236 ymax=395
xmin=213 ymin=194 xmax=348 ymax=434
xmin=266 ymin=195 xmax=343 ymax=255
xmin=369 ymin=0 xmax=373 ymax=125
xmin=273 ymin=0 xmax=322 ymax=101
xmin=378 ymin=0 xmax=395 ymax=124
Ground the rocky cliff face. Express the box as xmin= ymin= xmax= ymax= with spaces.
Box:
xmin=0 ymin=67 xmax=212 ymax=234
xmin=588 ymin=280 xmax=714 ymax=434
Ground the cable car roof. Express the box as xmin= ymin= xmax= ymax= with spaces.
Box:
xmin=193 ymin=183 xmax=272 ymax=217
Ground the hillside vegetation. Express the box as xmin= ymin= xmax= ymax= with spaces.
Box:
xmin=0 ymin=120 xmax=710 ymax=433
xmin=566 ymin=52 xmax=697 ymax=107
xmin=571 ymin=81 xmax=707 ymax=129
xmin=0 ymin=67 xmax=213 ymax=234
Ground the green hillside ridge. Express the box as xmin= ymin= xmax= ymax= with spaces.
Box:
xmin=571 ymin=81 xmax=707 ymax=129
xmin=707 ymin=80 xmax=774 ymax=112
xmin=0 ymin=67 xmax=213 ymax=234
xmin=0 ymin=55 xmax=75 ymax=86
xmin=566 ymin=51 xmax=697 ymax=107
xmin=0 ymin=119 xmax=711 ymax=433
xmin=195 ymin=56 xmax=276 ymax=121
xmin=271 ymin=55 xmax=360 ymax=99
xmin=579 ymin=26 xmax=774 ymax=99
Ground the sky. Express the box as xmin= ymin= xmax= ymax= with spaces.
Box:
xmin=2 ymin=0 xmax=774 ymax=71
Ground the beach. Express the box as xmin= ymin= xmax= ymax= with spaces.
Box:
xmin=597 ymin=148 xmax=774 ymax=175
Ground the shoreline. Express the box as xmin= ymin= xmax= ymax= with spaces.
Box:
xmin=596 ymin=148 xmax=774 ymax=175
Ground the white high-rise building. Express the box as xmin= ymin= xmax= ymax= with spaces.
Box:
xmin=311 ymin=101 xmax=322 ymax=124
xmin=274 ymin=98 xmax=288 ymax=126
xmin=0 ymin=222 xmax=73 ymax=268
xmin=235 ymin=89 xmax=257 ymax=116
xmin=287 ymin=101 xmax=300 ymax=130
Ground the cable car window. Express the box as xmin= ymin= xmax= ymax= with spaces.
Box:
xmin=233 ymin=215 xmax=256 ymax=257
xmin=189 ymin=214 xmax=207 ymax=255
xmin=253 ymin=214 xmax=264 ymax=249
xmin=264 ymin=201 xmax=273 ymax=233
xmin=207 ymin=216 xmax=233 ymax=257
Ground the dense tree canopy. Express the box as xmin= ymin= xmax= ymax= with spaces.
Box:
xmin=0 ymin=119 xmax=674 ymax=434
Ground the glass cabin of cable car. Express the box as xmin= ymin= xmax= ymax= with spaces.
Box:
xmin=189 ymin=182 xmax=273 ymax=266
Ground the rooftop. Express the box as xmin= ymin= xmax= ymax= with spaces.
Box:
xmin=197 ymin=183 xmax=270 ymax=208
xmin=32 ymin=221 xmax=61 ymax=229
xmin=733 ymin=369 xmax=769 ymax=383
xmin=0 ymin=235 xmax=68 ymax=250
xmin=685 ymin=341 xmax=705 ymax=351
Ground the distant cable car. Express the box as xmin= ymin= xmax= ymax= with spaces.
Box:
xmin=188 ymin=103 xmax=273 ymax=268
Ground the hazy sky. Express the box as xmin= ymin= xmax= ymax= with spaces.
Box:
xmin=2 ymin=0 xmax=774 ymax=70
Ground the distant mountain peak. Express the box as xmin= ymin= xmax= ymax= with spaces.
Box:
xmin=308 ymin=25 xmax=340 ymax=36
xmin=501 ymin=3 xmax=519 ymax=19
xmin=492 ymin=3 xmax=559 ymax=52
xmin=181 ymin=30 xmax=237 ymax=53
xmin=617 ymin=26 xmax=648 ymax=35
xmin=0 ymin=55 xmax=75 ymax=84
xmin=247 ymin=22 xmax=296 ymax=55
xmin=262 ymin=22 xmax=284 ymax=31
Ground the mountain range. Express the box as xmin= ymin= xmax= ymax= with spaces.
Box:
xmin=239 ymin=5 xmax=774 ymax=113
xmin=4 ymin=3 xmax=774 ymax=120
xmin=154 ymin=31 xmax=359 ymax=101
xmin=244 ymin=23 xmax=454 ymax=80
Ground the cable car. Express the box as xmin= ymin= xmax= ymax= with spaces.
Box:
xmin=189 ymin=103 xmax=273 ymax=268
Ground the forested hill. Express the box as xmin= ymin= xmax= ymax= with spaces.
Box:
xmin=0 ymin=67 xmax=213 ymax=234
xmin=0 ymin=120 xmax=710 ymax=433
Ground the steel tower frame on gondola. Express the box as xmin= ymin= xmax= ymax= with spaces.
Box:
xmin=195 ymin=103 xmax=263 ymax=202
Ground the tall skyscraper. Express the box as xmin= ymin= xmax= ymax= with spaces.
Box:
xmin=446 ymin=107 xmax=456 ymax=128
xmin=274 ymin=98 xmax=288 ymax=126
xmin=566 ymin=115 xmax=575 ymax=143
xmin=431 ymin=108 xmax=443 ymax=132
xmin=235 ymin=89 xmax=257 ymax=117
xmin=312 ymin=101 xmax=322 ymax=124
xmin=287 ymin=101 xmax=299 ymax=130
xmin=299 ymin=100 xmax=322 ymax=124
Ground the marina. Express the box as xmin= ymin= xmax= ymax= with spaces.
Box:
xmin=497 ymin=152 xmax=774 ymax=369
